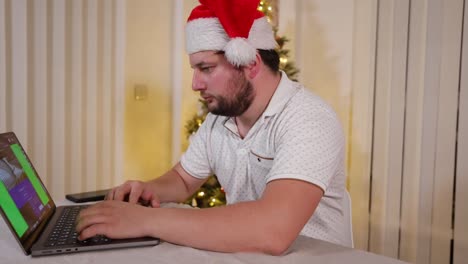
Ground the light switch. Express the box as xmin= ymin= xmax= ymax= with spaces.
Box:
xmin=134 ymin=84 xmax=148 ymax=101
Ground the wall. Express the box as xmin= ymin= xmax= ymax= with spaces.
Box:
xmin=124 ymin=0 xmax=173 ymax=182
xmin=124 ymin=0 xmax=199 ymax=179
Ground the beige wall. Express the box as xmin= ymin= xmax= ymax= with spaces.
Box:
xmin=124 ymin=0 xmax=203 ymax=181
xmin=180 ymin=1 xmax=199 ymax=153
xmin=124 ymin=1 xmax=173 ymax=181
xmin=291 ymin=0 xmax=354 ymax=133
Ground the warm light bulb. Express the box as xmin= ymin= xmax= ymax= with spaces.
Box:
xmin=198 ymin=191 xmax=205 ymax=197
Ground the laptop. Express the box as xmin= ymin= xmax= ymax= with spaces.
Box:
xmin=0 ymin=132 xmax=160 ymax=257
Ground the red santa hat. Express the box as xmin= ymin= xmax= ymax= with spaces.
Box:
xmin=185 ymin=0 xmax=277 ymax=67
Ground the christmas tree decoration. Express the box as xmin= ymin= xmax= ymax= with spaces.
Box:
xmin=184 ymin=99 xmax=208 ymax=137
xmin=185 ymin=175 xmax=226 ymax=208
xmin=184 ymin=0 xmax=299 ymax=208
xmin=275 ymin=30 xmax=300 ymax=81
xmin=259 ymin=0 xmax=300 ymax=81
xmin=258 ymin=1 xmax=275 ymax=23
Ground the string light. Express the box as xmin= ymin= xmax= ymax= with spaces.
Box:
xmin=257 ymin=0 xmax=272 ymax=22
xmin=280 ymin=57 xmax=288 ymax=65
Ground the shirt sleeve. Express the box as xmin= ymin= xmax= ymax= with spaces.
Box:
xmin=180 ymin=114 xmax=215 ymax=180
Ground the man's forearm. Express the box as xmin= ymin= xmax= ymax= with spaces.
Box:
xmin=146 ymin=196 xmax=306 ymax=255
xmin=142 ymin=179 xmax=322 ymax=255
xmin=147 ymin=164 xmax=205 ymax=203
xmin=145 ymin=200 xmax=289 ymax=255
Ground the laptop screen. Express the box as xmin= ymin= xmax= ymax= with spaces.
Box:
xmin=0 ymin=132 xmax=55 ymax=253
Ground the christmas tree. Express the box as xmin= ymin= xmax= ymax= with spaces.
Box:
xmin=184 ymin=0 xmax=299 ymax=208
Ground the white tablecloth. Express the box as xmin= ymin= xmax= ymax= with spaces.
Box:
xmin=0 ymin=202 xmax=407 ymax=264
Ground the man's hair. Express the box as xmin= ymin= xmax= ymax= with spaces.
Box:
xmin=258 ymin=49 xmax=280 ymax=73
xmin=216 ymin=49 xmax=280 ymax=73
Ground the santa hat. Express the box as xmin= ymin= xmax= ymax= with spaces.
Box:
xmin=185 ymin=0 xmax=277 ymax=67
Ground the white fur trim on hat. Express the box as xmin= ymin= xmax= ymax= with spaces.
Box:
xmin=185 ymin=18 xmax=229 ymax=54
xmin=185 ymin=16 xmax=277 ymax=66
xmin=248 ymin=17 xmax=277 ymax=50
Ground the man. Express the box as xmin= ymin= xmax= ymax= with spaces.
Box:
xmin=76 ymin=0 xmax=347 ymax=255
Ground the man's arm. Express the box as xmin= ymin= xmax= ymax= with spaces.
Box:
xmin=77 ymin=178 xmax=323 ymax=255
xmin=108 ymin=162 xmax=206 ymax=206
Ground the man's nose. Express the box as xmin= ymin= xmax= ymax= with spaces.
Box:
xmin=192 ymin=71 xmax=206 ymax=91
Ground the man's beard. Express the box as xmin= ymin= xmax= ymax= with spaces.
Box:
xmin=207 ymin=72 xmax=255 ymax=117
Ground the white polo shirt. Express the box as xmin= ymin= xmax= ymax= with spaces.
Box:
xmin=180 ymin=72 xmax=347 ymax=246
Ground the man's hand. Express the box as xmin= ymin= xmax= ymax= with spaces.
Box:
xmin=76 ymin=200 xmax=154 ymax=240
xmin=106 ymin=180 xmax=161 ymax=208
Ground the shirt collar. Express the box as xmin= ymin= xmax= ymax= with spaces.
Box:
xmin=262 ymin=71 xmax=299 ymax=118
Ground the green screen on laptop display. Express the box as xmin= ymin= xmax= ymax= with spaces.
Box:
xmin=0 ymin=133 xmax=53 ymax=243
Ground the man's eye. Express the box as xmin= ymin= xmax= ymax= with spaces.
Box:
xmin=201 ymin=67 xmax=213 ymax=73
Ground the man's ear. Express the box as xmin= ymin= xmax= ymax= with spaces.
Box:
xmin=244 ymin=53 xmax=262 ymax=79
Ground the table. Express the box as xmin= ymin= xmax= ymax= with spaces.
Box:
xmin=0 ymin=202 xmax=407 ymax=264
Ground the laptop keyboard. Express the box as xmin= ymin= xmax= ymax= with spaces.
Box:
xmin=45 ymin=206 xmax=111 ymax=247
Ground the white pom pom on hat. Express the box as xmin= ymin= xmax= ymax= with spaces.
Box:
xmin=185 ymin=0 xmax=277 ymax=67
